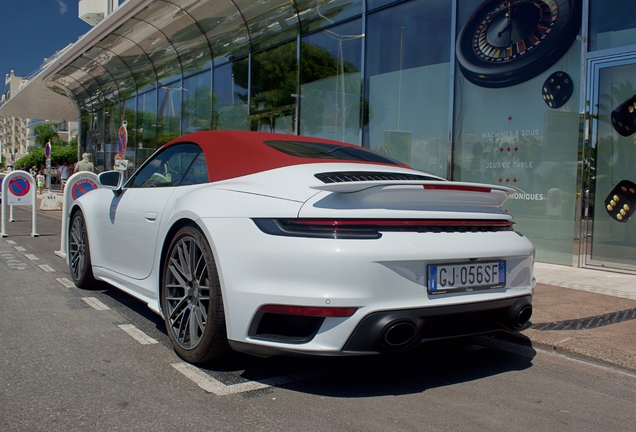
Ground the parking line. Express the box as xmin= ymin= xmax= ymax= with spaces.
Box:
xmin=118 ymin=324 xmax=158 ymax=345
xmin=5 ymin=240 xmax=16 ymax=245
xmin=24 ymin=254 xmax=39 ymax=261
xmin=82 ymin=297 xmax=110 ymax=311
xmin=14 ymin=246 xmax=27 ymax=252
xmin=56 ymin=278 xmax=75 ymax=288
xmin=38 ymin=264 xmax=56 ymax=272
xmin=172 ymin=362 xmax=272 ymax=395
xmin=171 ymin=362 xmax=332 ymax=396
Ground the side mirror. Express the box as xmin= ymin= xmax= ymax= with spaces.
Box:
xmin=98 ymin=170 xmax=125 ymax=196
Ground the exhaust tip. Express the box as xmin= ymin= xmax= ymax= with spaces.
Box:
xmin=382 ymin=320 xmax=417 ymax=347
xmin=507 ymin=303 xmax=533 ymax=330
xmin=516 ymin=305 xmax=533 ymax=327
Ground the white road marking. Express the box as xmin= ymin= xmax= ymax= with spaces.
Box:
xmin=14 ymin=246 xmax=26 ymax=252
xmin=5 ymin=240 xmax=16 ymax=245
xmin=81 ymin=297 xmax=110 ymax=311
xmin=38 ymin=264 xmax=56 ymax=272
xmin=24 ymin=254 xmax=39 ymax=261
xmin=171 ymin=362 xmax=333 ymax=396
xmin=118 ymin=324 xmax=158 ymax=345
xmin=56 ymin=278 xmax=75 ymax=288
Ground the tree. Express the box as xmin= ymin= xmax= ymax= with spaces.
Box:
xmin=15 ymin=145 xmax=78 ymax=170
xmin=33 ymin=122 xmax=59 ymax=147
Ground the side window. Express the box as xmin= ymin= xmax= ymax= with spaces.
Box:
xmin=180 ymin=153 xmax=209 ymax=186
xmin=129 ymin=143 xmax=202 ymax=188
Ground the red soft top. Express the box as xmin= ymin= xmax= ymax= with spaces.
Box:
xmin=165 ymin=130 xmax=407 ymax=183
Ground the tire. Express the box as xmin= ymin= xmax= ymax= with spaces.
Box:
xmin=68 ymin=210 xmax=96 ymax=288
xmin=161 ymin=225 xmax=229 ymax=364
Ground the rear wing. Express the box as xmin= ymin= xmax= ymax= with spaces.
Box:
xmin=309 ymin=181 xmax=517 ymax=209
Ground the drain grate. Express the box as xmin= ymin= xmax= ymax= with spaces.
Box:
xmin=531 ymin=308 xmax=636 ymax=331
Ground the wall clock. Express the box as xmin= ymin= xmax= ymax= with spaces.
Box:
xmin=456 ymin=0 xmax=582 ymax=88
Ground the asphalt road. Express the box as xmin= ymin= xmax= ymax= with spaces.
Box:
xmin=1 ymin=205 xmax=636 ymax=431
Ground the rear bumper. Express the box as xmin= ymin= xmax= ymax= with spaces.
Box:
xmin=341 ymin=295 xmax=532 ymax=354
xmin=229 ymin=295 xmax=532 ymax=357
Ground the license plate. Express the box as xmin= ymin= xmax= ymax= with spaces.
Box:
xmin=427 ymin=261 xmax=506 ymax=294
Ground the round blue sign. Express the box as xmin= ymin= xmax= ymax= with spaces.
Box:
xmin=9 ymin=176 xmax=30 ymax=197
xmin=71 ymin=178 xmax=98 ymax=200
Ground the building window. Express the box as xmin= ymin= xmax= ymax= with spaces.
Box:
xmin=213 ymin=62 xmax=248 ymax=131
xmin=364 ymin=0 xmax=452 ymax=177
xmin=250 ymin=42 xmax=297 ymax=133
xmin=300 ymin=18 xmax=363 ymax=144
xmin=182 ymin=70 xmax=212 ymax=133
xmin=158 ymin=81 xmax=183 ymax=145
xmin=589 ymin=0 xmax=636 ymax=52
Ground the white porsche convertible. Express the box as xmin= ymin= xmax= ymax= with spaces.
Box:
xmin=68 ymin=131 xmax=534 ymax=363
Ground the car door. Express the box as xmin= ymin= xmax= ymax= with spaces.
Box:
xmin=99 ymin=143 xmax=204 ymax=280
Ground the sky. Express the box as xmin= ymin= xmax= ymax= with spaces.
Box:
xmin=1 ymin=0 xmax=92 ymax=82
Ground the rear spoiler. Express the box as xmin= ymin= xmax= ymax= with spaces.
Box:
xmin=310 ymin=180 xmax=516 ymax=196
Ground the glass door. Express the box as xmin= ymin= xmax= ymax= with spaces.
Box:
xmin=584 ymin=53 xmax=636 ymax=272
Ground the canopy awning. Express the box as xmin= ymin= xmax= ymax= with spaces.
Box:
xmin=0 ymin=0 xmax=362 ymax=122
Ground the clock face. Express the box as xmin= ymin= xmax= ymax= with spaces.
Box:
xmin=456 ymin=0 xmax=581 ymax=88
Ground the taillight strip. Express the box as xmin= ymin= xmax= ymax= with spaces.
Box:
xmin=258 ymin=305 xmax=358 ymax=317
xmin=290 ymin=219 xmax=514 ymax=227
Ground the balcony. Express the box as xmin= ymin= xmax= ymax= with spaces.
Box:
xmin=79 ymin=0 xmax=108 ymax=26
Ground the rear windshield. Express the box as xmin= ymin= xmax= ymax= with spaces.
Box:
xmin=264 ymin=140 xmax=403 ymax=165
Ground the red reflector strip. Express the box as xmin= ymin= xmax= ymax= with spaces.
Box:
xmin=289 ymin=219 xmax=514 ymax=227
xmin=423 ymin=185 xmax=491 ymax=193
xmin=259 ymin=305 xmax=358 ymax=317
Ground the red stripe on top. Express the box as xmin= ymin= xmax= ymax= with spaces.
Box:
xmin=423 ymin=185 xmax=491 ymax=193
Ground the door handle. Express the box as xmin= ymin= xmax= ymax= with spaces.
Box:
xmin=143 ymin=212 xmax=158 ymax=221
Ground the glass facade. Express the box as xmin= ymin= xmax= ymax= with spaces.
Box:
xmin=365 ymin=0 xmax=451 ymax=178
xmin=44 ymin=0 xmax=636 ymax=271
xmin=589 ymin=0 xmax=636 ymax=52
xmin=300 ymin=18 xmax=363 ymax=143
xmin=453 ymin=0 xmax=583 ymax=265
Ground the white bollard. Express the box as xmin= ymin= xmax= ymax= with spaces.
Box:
xmin=1 ymin=170 xmax=38 ymax=237
xmin=55 ymin=172 xmax=100 ymax=258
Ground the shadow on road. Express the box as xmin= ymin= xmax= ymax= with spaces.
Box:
xmin=94 ymin=281 xmax=536 ymax=398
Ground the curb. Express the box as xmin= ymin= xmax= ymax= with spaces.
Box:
xmin=490 ymin=330 xmax=636 ymax=375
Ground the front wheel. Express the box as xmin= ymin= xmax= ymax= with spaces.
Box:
xmin=68 ymin=210 xmax=96 ymax=288
xmin=161 ymin=226 xmax=229 ymax=364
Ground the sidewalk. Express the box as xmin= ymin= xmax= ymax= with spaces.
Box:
xmin=512 ymin=263 xmax=636 ymax=372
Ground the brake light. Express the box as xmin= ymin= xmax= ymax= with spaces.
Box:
xmin=258 ymin=305 xmax=358 ymax=317
xmin=423 ymin=185 xmax=491 ymax=193
xmin=290 ymin=219 xmax=513 ymax=227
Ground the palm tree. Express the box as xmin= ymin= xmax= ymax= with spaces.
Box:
xmin=33 ymin=122 xmax=59 ymax=147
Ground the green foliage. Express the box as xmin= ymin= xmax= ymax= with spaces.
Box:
xmin=32 ymin=122 xmax=59 ymax=147
xmin=15 ymin=145 xmax=77 ymax=169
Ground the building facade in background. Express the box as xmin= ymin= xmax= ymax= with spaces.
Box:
xmin=0 ymin=71 xmax=29 ymax=165
xmin=1 ymin=0 xmax=635 ymax=273
xmin=26 ymin=119 xmax=79 ymax=148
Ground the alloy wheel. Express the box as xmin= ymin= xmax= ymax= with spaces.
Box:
xmin=164 ymin=236 xmax=210 ymax=350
